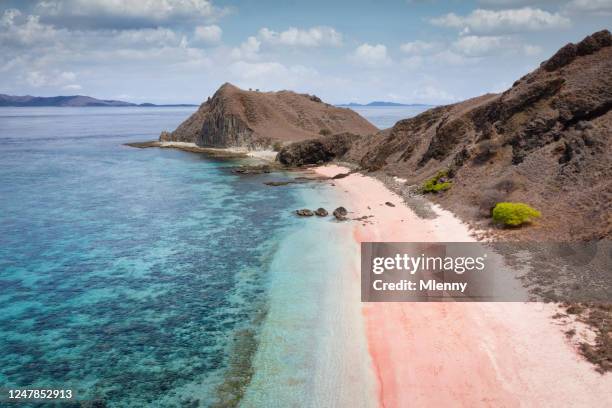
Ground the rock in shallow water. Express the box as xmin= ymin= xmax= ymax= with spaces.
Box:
xmin=314 ymin=208 xmax=328 ymax=217
xmin=333 ymin=206 xmax=348 ymax=221
xmin=295 ymin=209 xmax=314 ymax=216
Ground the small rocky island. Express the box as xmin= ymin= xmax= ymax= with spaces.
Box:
xmin=159 ymin=82 xmax=378 ymax=149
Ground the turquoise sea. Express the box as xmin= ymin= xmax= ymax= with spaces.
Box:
xmin=0 ymin=106 xmax=425 ymax=407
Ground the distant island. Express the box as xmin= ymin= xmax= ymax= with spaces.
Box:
xmin=0 ymin=94 xmax=197 ymax=107
xmin=337 ymin=101 xmax=432 ymax=107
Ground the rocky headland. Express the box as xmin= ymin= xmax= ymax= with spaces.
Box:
xmin=159 ymin=83 xmax=378 ymax=149
xmin=279 ymin=29 xmax=612 ymax=242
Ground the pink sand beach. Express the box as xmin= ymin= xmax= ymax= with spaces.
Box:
xmin=315 ymin=164 xmax=612 ymax=408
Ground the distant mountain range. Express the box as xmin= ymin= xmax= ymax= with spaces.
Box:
xmin=0 ymin=94 xmax=197 ymax=107
xmin=337 ymin=101 xmax=432 ymax=107
xmin=0 ymin=94 xmax=431 ymax=108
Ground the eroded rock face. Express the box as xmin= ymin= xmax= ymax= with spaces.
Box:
xmin=198 ymin=113 xmax=256 ymax=147
xmin=276 ymin=132 xmax=360 ymax=166
xmin=159 ymin=83 xmax=377 ymax=149
xmin=542 ymin=29 xmax=612 ymax=72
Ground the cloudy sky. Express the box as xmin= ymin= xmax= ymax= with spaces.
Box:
xmin=1 ymin=0 xmax=610 ymax=104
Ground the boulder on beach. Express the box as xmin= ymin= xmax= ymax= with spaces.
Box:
xmin=295 ymin=209 xmax=314 ymax=217
xmin=314 ymin=208 xmax=328 ymax=217
xmin=333 ymin=206 xmax=348 ymax=221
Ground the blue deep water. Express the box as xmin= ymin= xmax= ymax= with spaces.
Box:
xmin=0 ymin=107 xmax=318 ymax=407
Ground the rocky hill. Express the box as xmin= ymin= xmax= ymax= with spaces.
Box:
xmin=282 ymin=30 xmax=612 ymax=240
xmin=159 ymin=83 xmax=378 ymax=148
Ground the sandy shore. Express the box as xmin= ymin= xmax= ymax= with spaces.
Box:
xmin=125 ymin=140 xmax=278 ymax=161
xmin=160 ymin=141 xmax=277 ymax=160
xmin=315 ymin=164 xmax=612 ymax=408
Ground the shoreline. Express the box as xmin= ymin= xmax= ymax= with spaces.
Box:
xmin=125 ymin=140 xmax=278 ymax=161
xmin=240 ymin=174 xmax=378 ymax=407
xmin=313 ymin=164 xmax=612 ymax=407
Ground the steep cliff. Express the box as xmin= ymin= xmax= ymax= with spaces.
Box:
xmin=160 ymin=83 xmax=378 ymax=149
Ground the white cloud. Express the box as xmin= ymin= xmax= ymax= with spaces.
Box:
xmin=229 ymin=61 xmax=287 ymax=79
xmin=477 ymin=0 xmax=561 ymax=5
xmin=34 ymin=0 xmax=229 ymax=27
xmin=229 ymin=61 xmax=317 ymax=81
xmin=413 ymin=85 xmax=456 ymax=103
xmin=523 ymin=44 xmax=542 ymax=55
xmin=112 ymin=27 xmax=181 ymax=46
xmin=452 ymin=35 xmax=544 ymax=57
xmin=63 ymin=84 xmax=83 ymax=91
xmin=194 ymin=25 xmax=222 ymax=44
xmin=1 ymin=9 xmax=184 ymax=52
xmin=352 ymin=43 xmax=391 ymax=67
xmin=400 ymin=55 xmax=424 ymax=70
xmin=231 ymin=36 xmax=261 ymax=60
xmin=0 ymin=2 xmax=589 ymax=105
xmin=399 ymin=40 xmax=440 ymax=54
xmin=0 ymin=9 xmax=63 ymax=47
xmin=1 ymin=8 xmax=20 ymax=25
xmin=430 ymin=49 xmax=471 ymax=65
xmin=25 ymin=71 xmax=48 ymax=87
xmin=0 ymin=8 xmax=219 ymax=92
xmin=258 ymin=26 xmax=342 ymax=47
xmin=564 ymin=0 xmax=612 ymax=15
xmin=396 ymin=76 xmax=458 ymax=103
xmin=453 ymin=35 xmax=505 ymax=56
xmin=430 ymin=7 xmax=571 ymax=34
xmin=24 ymin=70 xmax=78 ymax=88
xmin=58 ymin=71 xmax=76 ymax=82
xmin=227 ymin=60 xmax=319 ymax=91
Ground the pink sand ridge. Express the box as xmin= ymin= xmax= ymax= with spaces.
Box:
xmin=315 ymin=165 xmax=612 ymax=408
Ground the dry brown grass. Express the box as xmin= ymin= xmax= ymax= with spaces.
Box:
xmin=565 ymin=302 xmax=612 ymax=373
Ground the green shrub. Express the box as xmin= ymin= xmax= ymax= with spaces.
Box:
xmin=421 ymin=170 xmax=452 ymax=193
xmin=492 ymin=202 xmax=541 ymax=226
xmin=319 ymin=128 xmax=332 ymax=136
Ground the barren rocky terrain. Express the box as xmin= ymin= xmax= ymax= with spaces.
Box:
xmin=284 ymin=30 xmax=612 ymax=242
xmin=159 ymin=83 xmax=378 ymax=149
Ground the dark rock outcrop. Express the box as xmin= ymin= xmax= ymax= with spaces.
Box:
xmin=542 ymin=30 xmax=611 ymax=72
xmin=276 ymin=132 xmax=360 ymax=166
xmin=295 ymin=209 xmax=314 ymax=217
xmin=333 ymin=207 xmax=348 ymax=221
xmin=315 ymin=208 xmax=329 ymax=217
